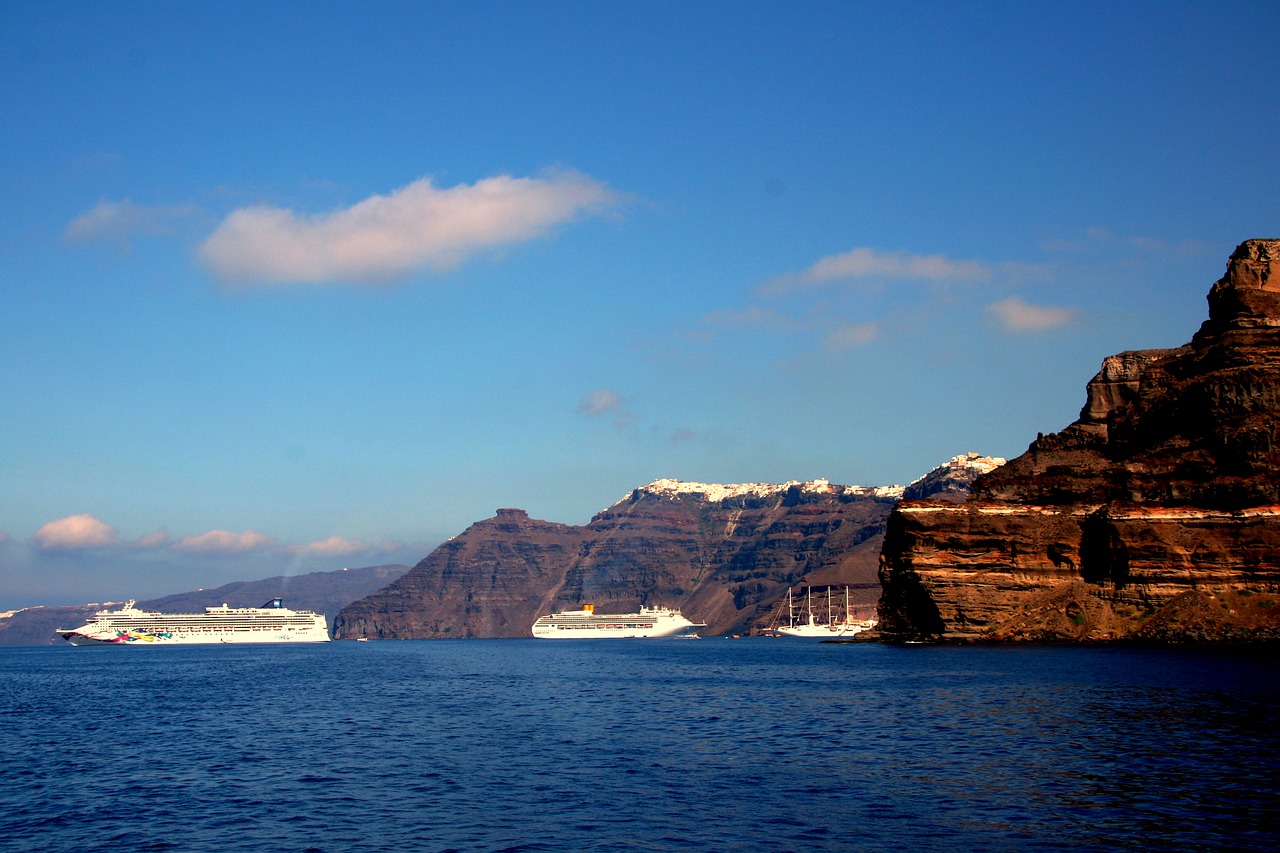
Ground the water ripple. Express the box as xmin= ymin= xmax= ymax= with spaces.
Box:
xmin=2 ymin=642 xmax=1277 ymax=852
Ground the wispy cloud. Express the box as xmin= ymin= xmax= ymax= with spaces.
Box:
xmin=760 ymin=247 xmax=992 ymax=296
xmin=987 ymin=296 xmax=1076 ymax=331
xmin=825 ymin=321 xmax=882 ymax=350
xmin=701 ymin=306 xmax=799 ymax=331
xmin=577 ymin=388 xmax=634 ymax=428
xmin=286 ymin=535 xmax=371 ymax=558
xmin=64 ymin=199 xmax=196 ymax=243
xmin=30 ymin=514 xmax=119 ymax=550
xmin=174 ymin=529 xmax=276 ymax=554
xmin=198 ymin=170 xmax=622 ymax=285
xmin=1042 ymin=228 xmax=1211 ymax=257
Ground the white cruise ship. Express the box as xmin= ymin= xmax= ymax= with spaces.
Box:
xmin=531 ymin=603 xmax=705 ymax=639
xmin=57 ymin=598 xmax=330 ymax=646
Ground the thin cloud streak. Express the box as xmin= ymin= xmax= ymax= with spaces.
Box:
xmin=825 ymin=321 xmax=882 ymax=350
xmin=286 ymin=535 xmax=372 ymax=557
xmin=198 ymin=170 xmax=623 ymax=285
xmin=988 ymin=296 xmax=1077 ymax=331
xmin=174 ymin=529 xmax=276 ymax=554
xmin=760 ymin=247 xmax=993 ymax=296
xmin=64 ymin=199 xmax=196 ymax=243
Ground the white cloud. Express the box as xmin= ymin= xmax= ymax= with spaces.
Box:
xmin=197 ymin=170 xmax=622 ymax=285
xmin=825 ymin=321 xmax=881 ymax=350
xmin=174 ymin=529 xmax=276 ymax=554
xmin=760 ymin=247 xmax=992 ymax=296
xmin=287 ymin=535 xmax=371 ymax=557
xmin=31 ymin=514 xmax=119 ymax=550
xmin=988 ymin=296 xmax=1076 ymax=331
xmin=64 ymin=199 xmax=195 ymax=243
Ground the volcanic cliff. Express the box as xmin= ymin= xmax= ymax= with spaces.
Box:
xmin=877 ymin=239 xmax=1280 ymax=642
xmin=333 ymin=459 xmax=999 ymax=640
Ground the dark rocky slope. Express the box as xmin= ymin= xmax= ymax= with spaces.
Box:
xmin=877 ymin=239 xmax=1280 ymax=642
xmin=334 ymin=459 xmax=999 ymax=640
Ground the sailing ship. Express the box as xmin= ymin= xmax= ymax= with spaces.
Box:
xmin=773 ymin=586 xmax=876 ymax=638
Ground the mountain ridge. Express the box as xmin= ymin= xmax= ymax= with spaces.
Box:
xmin=333 ymin=457 xmax=996 ymax=639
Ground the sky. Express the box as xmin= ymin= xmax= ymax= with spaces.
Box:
xmin=2 ymin=1 xmax=1277 ymax=609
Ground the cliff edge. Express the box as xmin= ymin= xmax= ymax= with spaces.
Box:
xmin=877 ymin=239 xmax=1280 ymax=642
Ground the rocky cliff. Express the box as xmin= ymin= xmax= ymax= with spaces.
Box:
xmin=877 ymin=239 xmax=1280 ymax=642
xmin=333 ymin=480 xmax=899 ymax=638
xmin=334 ymin=459 xmax=997 ymax=640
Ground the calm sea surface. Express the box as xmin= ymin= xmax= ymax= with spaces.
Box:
xmin=2 ymin=640 xmax=1277 ymax=852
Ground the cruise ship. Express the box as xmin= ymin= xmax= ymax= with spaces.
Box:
xmin=531 ymin=603 xmax=705 ymax=639
xmin=57 ymin=598 xmax=330 ymax=645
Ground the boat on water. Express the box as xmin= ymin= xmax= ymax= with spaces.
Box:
xmin=531 ymin=603 xmax=706 ymax=639
xmin=827 ymin=585 xmax=878 ymax=638
xmin=774 ymin=586 xmax=877 ymax=638
xmin=57 ymin=598 xmax=330 ymax=646
xmin=775 ymin=587 xmax=831 ymax=638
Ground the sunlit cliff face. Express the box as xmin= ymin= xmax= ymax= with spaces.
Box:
xmin=878 ymin=239 xmax=1280 ymax=644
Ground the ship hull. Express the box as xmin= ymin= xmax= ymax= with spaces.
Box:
xmin=775 ymin=621 xmax=877 ymax=638
xmin=60 ymin=629 xmax=329 ymax=645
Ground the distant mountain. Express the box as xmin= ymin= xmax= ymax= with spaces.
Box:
xmin=0 ymin=564 xmax=411 ymax=646
xmin=334 ymin=460 xmax=995 ymax=640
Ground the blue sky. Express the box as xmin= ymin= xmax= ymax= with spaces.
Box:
xmin=2 ymin=1 xmax=1276 ymax=608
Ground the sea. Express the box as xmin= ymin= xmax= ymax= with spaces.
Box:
xmin=2 ymin=639 xmax=1277 ymax=853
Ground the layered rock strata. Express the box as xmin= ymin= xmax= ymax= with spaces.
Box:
xmin=877 ymin=239 xmax=1280 ymax=642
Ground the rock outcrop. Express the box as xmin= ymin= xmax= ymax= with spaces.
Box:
xmin=877 ymin=239 xmax=1280 ymax=642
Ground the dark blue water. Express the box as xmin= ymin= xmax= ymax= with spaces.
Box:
xmin=2 ymin=640 xmax=1277 ymax=853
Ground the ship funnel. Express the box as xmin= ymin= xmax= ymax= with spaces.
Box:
xmin=584 ymin=603 xmax=595 ymax=613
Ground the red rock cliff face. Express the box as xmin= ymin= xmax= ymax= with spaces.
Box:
xmin=877 ymin=239 xmax=1280 ymax=642
xmin=333 ymin=481 xmax=902 ymax=638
